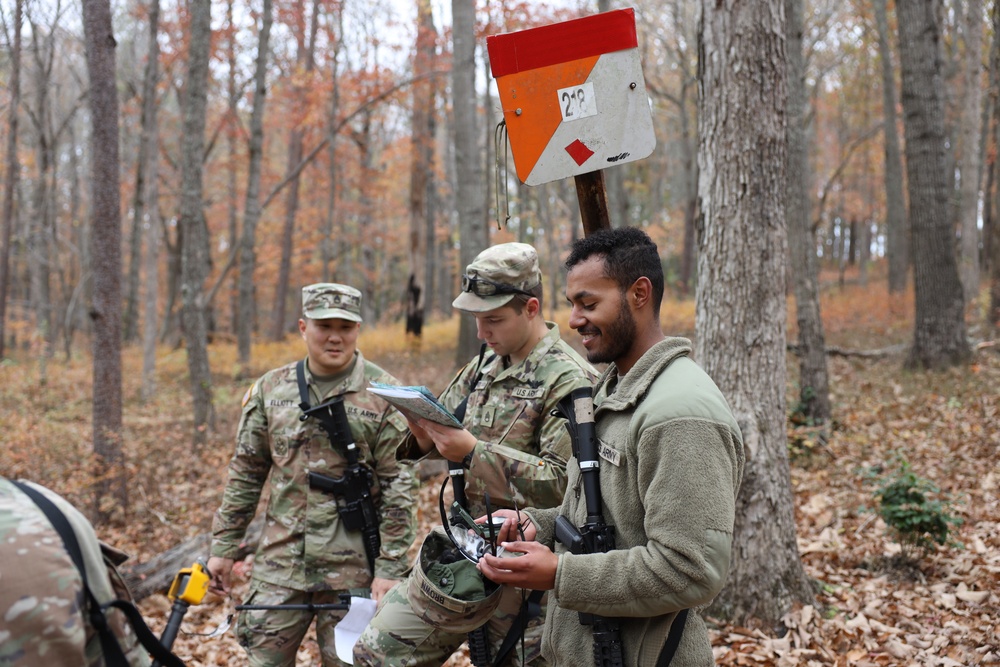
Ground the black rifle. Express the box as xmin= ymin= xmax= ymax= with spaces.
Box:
xmin=302 ymin=395 xmax=381 ymax=574
xmin=554 ymin=386 xmax=624 ymax=667
xmin=448 ymin=352 xmax=493 ymax=667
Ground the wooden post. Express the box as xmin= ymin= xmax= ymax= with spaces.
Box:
xmin=575 ymin=170 xmax=611 ymax=236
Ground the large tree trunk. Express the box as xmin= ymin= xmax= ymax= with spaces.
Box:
xmin=82 ymin=0 xmax=126 ymax=521
xmin=958 ymin=0 xmax=984 ymax=305
xmin=123 ymin=0 xmax=161 ymax=345
xmin=897 ymin=0 xmax=970 ymax=370
xmin=874 ymin=0 xmax=909 ymax=294
xmin=452 ymin=0 xmax=488 ymax=364
xmin=697 ymin=0 xmax=814 ymax=625
xmin=407 ymin=0 xmax=437 ymax=339
xmin=785 ymin=0 xmax=830 ymax=425
xmin=236 ymin=0 xmax=273 ymax=370
xmin=178 ymin=0 xmax=215 ymax=440
xmin=0 ymin=0 xmax=22 ymax=360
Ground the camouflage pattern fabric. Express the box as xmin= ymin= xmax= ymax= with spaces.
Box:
xmin=0 ymin=478 xmax=150 ymax=667
xmin=212 ymin=352 xmax=417 ymax=665
xmin=355 ymin=323 xmax=597 ymax=667
xmin=236 ymin=579 xmax=351 ymax=667
xmin=211 ymin=351 xmax=418 ymax=591
xmin=427 ymin=322 xmax=597 ymax=517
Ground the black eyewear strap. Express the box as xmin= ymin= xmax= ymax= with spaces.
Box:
xmin=461 ymin=274 xmax=533 ymax=298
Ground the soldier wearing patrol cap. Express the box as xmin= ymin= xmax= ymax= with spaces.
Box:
xmin=355 ymin=244 xmax=599 ymax=667
xmin=208 ymin=282 xmax=418 ymax=667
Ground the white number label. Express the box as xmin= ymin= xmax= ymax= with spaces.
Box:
xmin=557 ymin=82 xmax=597 ymax=122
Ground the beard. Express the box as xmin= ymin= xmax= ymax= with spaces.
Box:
xmin=585 ymin=298 xmax=637 ymax=366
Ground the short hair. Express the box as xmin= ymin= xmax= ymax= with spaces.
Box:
xmin=508 ymin=281 xmax=544 ymax=314
xmin=565 ymin=227 xmax=664 ymax=315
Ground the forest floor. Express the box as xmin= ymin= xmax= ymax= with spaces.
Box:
xmin=1 ymin=274 xmax=997 ymax=666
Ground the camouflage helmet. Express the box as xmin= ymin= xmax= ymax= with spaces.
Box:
xmin=407 ymin=526 xmax=503 ymax=633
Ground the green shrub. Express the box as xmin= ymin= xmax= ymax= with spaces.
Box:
xmin=874 ymin=455 xmax=962 ymax=559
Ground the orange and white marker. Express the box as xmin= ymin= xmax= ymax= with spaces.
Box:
xmin=487 ymin=8 xmax=656 ymax=186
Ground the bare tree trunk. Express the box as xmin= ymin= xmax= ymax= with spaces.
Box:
xmin=271 ymin=0 xmax=319 ymax=340
xmin=139 ymin=0 xmax=162 ymax=404
xmin=897 ymin=0 xmax=970 ymax=369
xmin=958 ymin=0 xmax=984 ymax=305
xmin=452 ymin=0 xmax=487 ymax=364
xmin=990 ymin=1 xmax=1000 ymax=331
xmin=354 ymin=111 xmax=377 ymax=323
xmin=0 ymin=0 xmax=22 ymax=360
xmin=785 ymin=0 xmax=830 ymax=425
xmin=874 ymin=0 xmax=909 ymax=294
xmin=322 ymin=1 xmax=345 ymax=282
xmin=82 ymin=0 xmax=126 ymax=521
xmin=141 ymin=117 xmax=160 ymax=404
xmin=226 ymin=0 xmax=239 ymax=334
xmin=123 ymin=0 xmax=161 ymax=345
xmin=178 ymin=0 xmax=215 ymax=440
xmin=236 ymin=0 xmax=273 ymax=370
xmin=407 ymin=0 xmax=437 ymax=339
xmin=697 ymin=0 xmax=814 ymax=625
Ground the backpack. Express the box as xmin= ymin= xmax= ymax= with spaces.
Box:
xmin=11 ymin=480 xmax=186 ymax=667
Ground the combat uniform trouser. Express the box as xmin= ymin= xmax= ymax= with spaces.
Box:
xmin=238 ymin=579 xmax=351 ymax=667
xmin=353 ymin=576 xmax=549 ymax=667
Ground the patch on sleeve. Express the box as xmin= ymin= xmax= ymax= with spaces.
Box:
xmin=242 ymin=382 xmax=257 ymax=408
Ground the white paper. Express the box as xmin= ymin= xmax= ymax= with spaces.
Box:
xmin=334 ymin=596 xmax=378 ymax=664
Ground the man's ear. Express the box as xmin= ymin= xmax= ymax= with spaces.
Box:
xmin=631 ymin=277 xmax=653 ymax=310
xmin=298 ymin=318 xmax=308 ymax=337
xmin=526 ymin=296 xmax=541 ymax=318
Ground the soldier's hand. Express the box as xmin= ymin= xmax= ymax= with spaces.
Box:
xmin=404 ymin=415 xmax=435 ymax=454
xmin=419 ymin=419 xmax=477 ymax=463
xmin=206 ymin=556 xmax=235 ymax=594
xmin=477 ymin=541 xmax=557 ymax=591
xmin=370 ymin=577 xmax=397 ymax=605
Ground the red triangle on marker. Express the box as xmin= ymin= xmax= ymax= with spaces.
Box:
xmin=565 ymin=139 xmax=594 ymax=166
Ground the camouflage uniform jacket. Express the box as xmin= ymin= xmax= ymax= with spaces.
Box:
xmin=400 ymin=323 xmax=598 ymax=516
xmin=0 ymin=478 xmax=150 ymax=667
xmin=211 ymin=352 xmax=417 ymax=591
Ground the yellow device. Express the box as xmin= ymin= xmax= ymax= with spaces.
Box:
xmin=167 ymin=561 xmax=210 ymax=606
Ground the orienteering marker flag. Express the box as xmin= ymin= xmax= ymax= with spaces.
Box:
xmin=487 ymin=8 xmax=656 ymax=186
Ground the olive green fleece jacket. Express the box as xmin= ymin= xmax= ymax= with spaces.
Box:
xmin=527 ymin=337 xmax=745 ymax=666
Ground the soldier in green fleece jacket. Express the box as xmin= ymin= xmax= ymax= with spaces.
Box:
xmin=479 ymin=227 xmax=745 ymax=666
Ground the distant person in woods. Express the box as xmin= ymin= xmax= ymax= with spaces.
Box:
xmin=477 ymin=227 xmax=745 ymax=666
xmin=0 ymin=477 xmax=151 ymax=666
xmin=355 ymin=242 xmax=599 ymax=667
xmin=207 ymin=283 xmax=418 ymax=667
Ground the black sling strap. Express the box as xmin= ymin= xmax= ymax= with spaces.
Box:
xmin=655 ymin=608 xmax=688 ymax=667
xmin=295 ymin=359 xmax=312 ymax=412
xmin=11 ymin=480 xmax=186 ymax=667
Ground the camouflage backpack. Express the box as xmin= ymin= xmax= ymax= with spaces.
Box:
xmin=10 ymin=481 xmax=186 ymax=667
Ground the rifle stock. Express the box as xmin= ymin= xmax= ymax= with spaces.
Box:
xmin=555 ymin=387 xmax=624 ymax=667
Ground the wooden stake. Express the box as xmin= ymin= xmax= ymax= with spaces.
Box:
xmin=574 ymin=170 xmax=611 ymax=236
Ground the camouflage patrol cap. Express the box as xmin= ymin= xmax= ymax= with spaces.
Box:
xmin=302 ymin=283 xmax=363 ymax=322
xmin=452 ymin=242 xmax=541 ymax=313
xmin=407 ymin=527 xmax=502 ymax=633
